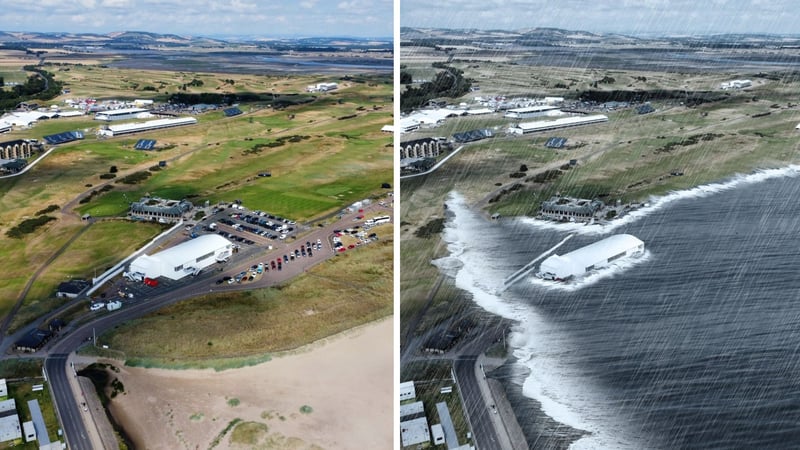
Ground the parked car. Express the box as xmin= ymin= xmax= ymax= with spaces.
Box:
xmin=90 ymin=302 xmax=105 ymax=311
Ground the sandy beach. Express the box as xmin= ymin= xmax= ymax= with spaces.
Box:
xmin=106 ymin=318 xmax=393 ymax=449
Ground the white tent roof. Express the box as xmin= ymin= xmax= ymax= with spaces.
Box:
xmin=152 ymin=234 xmax=230 ymax=268
xmin=540 ymin=234 xmax=643 ymax=279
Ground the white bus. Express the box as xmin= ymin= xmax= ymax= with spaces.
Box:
xmin=370 ymin=215 xmax=390 ymax=225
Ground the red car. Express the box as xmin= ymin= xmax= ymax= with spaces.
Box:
xmin=348 ymin=244 xmax=356 ymax=249
xmin=143 ymin=277 xmax=158 ymax=287
xmin=338 ymin=247 xmax=346 ymax=253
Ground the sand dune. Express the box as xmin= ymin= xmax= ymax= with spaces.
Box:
xmin=108 ymin=318 xmax=393 ymax=449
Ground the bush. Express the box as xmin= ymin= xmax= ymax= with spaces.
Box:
xmin=99 ymin=173 xmax=116 ymax=179
xmin=7 ymin=215 xmax=57 ymax=238
xmin=35 ymin=204 xmax=59 ymax=215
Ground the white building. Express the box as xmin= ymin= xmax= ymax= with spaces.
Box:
xmin=306 ymin=82 xmax=338 ymax=92
xmin=22 ymin=421 xmax=34 ymax=442
xmin=538 ymin=234 xmax=645 ymax=281
xmin=431 ymin=424 xmax=445 ymax=445
xmin=399 ymin=401 xmax=424 ymax=419
xmin=398 ymin=117 xmax=420 ymax=134
xmin=128 ymin=234 xmax=233 ymax=281
xmin=0 ymin=399 xmax=20 ymax=444
xmin=400 ymin=417 xmax=430 ymax=448
xmin=94 ymin=107 xmax=150 ymax=121
xmin=0 ymin=379 xmax=6 ymax=399
xmin=399 ymin=381 xmax=416 ymax=401
xmin=97 ymin=117 xmax=197 ymax=137
xmin=720 ymin=79 xmax=752 ymax=90
xmin=508 ymin=114 xmax=608 ymax=135
xmin=504 ymin=105 xmax=559 ymax=119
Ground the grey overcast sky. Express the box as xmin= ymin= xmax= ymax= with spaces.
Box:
xmin=401 ymin=0 xmax=800 ymax=36
xmin=0 ymin=0 xmax=392 ymax=38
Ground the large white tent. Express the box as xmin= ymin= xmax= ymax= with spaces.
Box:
xmin=538 ymin=234 xmax=644 ymax=280
xmin=128 ymin=234 xmax=233 ymax=281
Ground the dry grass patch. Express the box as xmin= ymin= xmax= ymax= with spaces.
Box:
xmin=106 ymin=238 xmax=392 ymax=364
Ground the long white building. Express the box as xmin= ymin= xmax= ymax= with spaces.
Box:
xmin=97 ymin=117 xmax=197 ymax=137
xmin=538 ymin=234 xmax=644 ymax=281
xmin=508 ymin=114 xmax=608 ymax=135
xmin=94 ymin=107 xmax=150 ymax=121
xmin=128 ymin=234 xmax=233 ymax=281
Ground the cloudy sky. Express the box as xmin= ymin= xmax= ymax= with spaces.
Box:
xmin=0 ymin=0 xmax=393 ymax=38
xmin=402 ymin=0 xmax=800 ymax=36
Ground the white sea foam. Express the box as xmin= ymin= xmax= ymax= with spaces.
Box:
xmin=529 ymin=250 xmax=652 ymax=292
xmin=431 ymin=167 xmax=800 ymax=448
xmin=434 ymin=191 xmax=640 ymax=449
xmin=519 ymin=165 xmax=800 ymax=236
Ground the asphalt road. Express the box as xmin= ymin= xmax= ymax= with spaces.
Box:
xmin=44 ymin=354 xmax=93 ymax=450
xmin=455 ymin=355 xmax=502 ymax=450
xmin=40 ymin=197 xmax=393 ymax=448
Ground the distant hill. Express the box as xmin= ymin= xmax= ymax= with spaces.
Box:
xmin=400 ymin=26 xmax=800 ymax=48
xmin=0 ymin=30 xmax=392 ymax=51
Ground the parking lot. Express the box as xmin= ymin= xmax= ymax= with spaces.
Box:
xmin=89 ymin=195 xmax=393 ymax=310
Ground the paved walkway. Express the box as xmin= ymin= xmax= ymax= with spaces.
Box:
xmin=475 ymin=354 xmax=529 ymax=450
xmin=68 ymin=353 xmax=117 ymax=450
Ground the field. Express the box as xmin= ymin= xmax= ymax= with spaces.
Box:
xmin=0 ymin=62 xmax=392 ymax=332
xmin=101 ymin=236 xmax=392 ymax=369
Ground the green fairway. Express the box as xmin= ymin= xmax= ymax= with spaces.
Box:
xmin=0 ymin=64 xmax=392 ymax=330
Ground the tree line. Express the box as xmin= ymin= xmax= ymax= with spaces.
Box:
xmin=400 ymin=64 xmax=471 ymax=112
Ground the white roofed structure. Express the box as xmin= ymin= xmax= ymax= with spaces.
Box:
xmin=538 ymin=234 xmax=644 ymax=281
xmin=504 ymin=105 xmax=559 ymax=119
xmin=509 ymin=114 xmax=608 ymax=134
xmin=94 ymin=107 xmax=149 ymax=121
xmin=400 ymin=417 xmax=430 ymax=447
xmin=97 ymin=117 xmax=197 ymax=137
xmin=399 ymin=381 xmax=416 ymax=401
xmin=128 ymin=234 xmax=233 ymax=281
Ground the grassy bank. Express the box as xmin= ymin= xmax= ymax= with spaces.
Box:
xmin=100 ymin=238 xmax=392 ymax=369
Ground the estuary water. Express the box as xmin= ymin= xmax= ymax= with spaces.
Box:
xmin=433 ymin=166 xmax=800 ymax=449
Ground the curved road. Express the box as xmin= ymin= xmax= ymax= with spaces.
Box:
xmin=40 ymin=199 xmax=392 ymax=449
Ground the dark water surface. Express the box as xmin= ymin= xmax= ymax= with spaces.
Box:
xmin=437 ymin=167 xmax=800 ymax=449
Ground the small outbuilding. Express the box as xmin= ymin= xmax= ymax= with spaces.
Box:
xmin=56 ymin=279 xmax=90 ymax=299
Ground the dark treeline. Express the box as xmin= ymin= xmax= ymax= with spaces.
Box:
xmin=400 ymin=65 xmax=471 ymax=112
xmin=0 ymin=66 xmax=63 ymax=111
xmin=578 ymin=89 xmax=725 ymax=106
xmin=167 ymin=92 xmax=315 ymax=109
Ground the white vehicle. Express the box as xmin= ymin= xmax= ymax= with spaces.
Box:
xmin=106 ymin=300 xmax=122 ymax=311
xmin=90 ymin=302 xmax=105 ymax=311
xmin=372 ymin=215 xmax=391 ymax=225
xmin=123 ymin=271 xmax=144 ymax=282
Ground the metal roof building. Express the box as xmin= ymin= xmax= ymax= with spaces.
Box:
xmin=538 ymin=234 xmax=645 ymax=281
xmin=399 ymin=381 xmax=416 ymax=402
xmin=399 ymin=401 xmax=424 ymax=420
xmin=98 ymin=117 xmax=197 ymax=137
xmin=128 ymin=234 xmax=233 ymax=281
xmin=509 ymin=114 xmax=608 ymax=135
xmin=400 ymin=416 xmax=430 ymax=448
xmin=94 ymin=107 xmax=149 ymax=121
